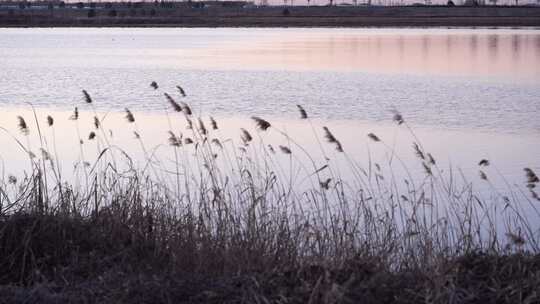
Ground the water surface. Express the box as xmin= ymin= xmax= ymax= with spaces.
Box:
xmin=0 ymin=27 xmax=538 ymax=189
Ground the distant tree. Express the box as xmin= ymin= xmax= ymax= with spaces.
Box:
xmin=89 ymin=2 xmax=96 ymax=8
xmin=18 ymin=2 xmax=25 ymax=9
xmin=47 ymin=2 xmax=53 ymax=10
xmin=447 ymin=0 xmax=455 ymax=5
xmin=76 ymin=2 xmax=84 ymax=9
xmin=59 ymin=1 xmax=65 ymax=8
xmin=105 ymin=2 xmax=113 ymax=9
xmin=87 ymin=9 xmax=96 ymax=17
xmin=107 ymin=9 xmax=117 ymax=17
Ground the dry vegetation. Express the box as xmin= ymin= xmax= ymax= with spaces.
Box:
xmin=0 ymin=84 xmax=539 ymax=303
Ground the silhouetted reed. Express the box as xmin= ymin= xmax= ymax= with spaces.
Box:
xmin=0 ymin=86 xmax=537 ymax=304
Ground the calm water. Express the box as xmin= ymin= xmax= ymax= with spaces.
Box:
xmin=0 ymin=28 xmax=539 ymax=190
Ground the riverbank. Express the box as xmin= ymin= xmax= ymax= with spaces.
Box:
xmin=1 ymin=5 xmax=540 ymax=27
xmin=1 ymin=214 xmax=538 ymax=303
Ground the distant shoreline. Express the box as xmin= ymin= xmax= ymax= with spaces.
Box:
xmin=1 ymin=5 xmax=540 ymax=28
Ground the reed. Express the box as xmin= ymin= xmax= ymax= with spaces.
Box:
xmin=0 ymin=87 xmax=538 ymax=303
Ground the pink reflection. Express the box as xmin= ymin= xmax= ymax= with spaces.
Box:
xmin=207 ymin=31 xmax=540 ymax=79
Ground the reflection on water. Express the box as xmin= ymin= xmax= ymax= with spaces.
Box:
xmin=0 ymin=28 xmax=539 ymax=79
xmin=228 ymin=31 xmax=540 ymax=78
xmin=0 ymin=28 xmax=538 ymax=190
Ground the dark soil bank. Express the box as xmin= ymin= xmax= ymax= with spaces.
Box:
xmin=0 ymin=214 xmax=539 ymax=304
xmin=1 ymin=5 xmax=540 ymax=27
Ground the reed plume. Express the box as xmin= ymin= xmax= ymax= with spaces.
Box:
xmin=296 ymin=105 xmax=308 ymax=119
xmin=17 ymin=116 xmax=29 ymax=135
xmin=367 ymin=133 xmax=380 ymax=142
xmin=125 ymin=108 xmax=135 ymax=123
xmin=198 ymin=118 xmax=207 ymax=136
xmin=70 ymin=107 xmax=79 ymax=120
xmin=184 ymin=138 xmax=193 ymax=145
xmin=46 ymin=115 xmax=54 ymax=127
xmin=479 ymin=159 xmax=490 ymax=166
xmin=320 ymin=178 xmax=331 ymax=190
xmin=168 ymin=131 xmax=181 ymax=147
xmin=94 ymin=116 xmax=100 ymax=129
xmin=211 ymin=138 xmax=222 ymax=149
xmin=150 ymin=81 xmax=158 ymax=90
xmin=524 ymin=168 xmax=539 ymax=184
xmin=392 ymin=110 xmax=404 ymax=125
xmin=422 ymin=162 xmax=432 ymax=175
xmin=177 ymin=85 xmax=186 ymax=97
xmin=165 ymin=93 xmax=182 ymax=112
xmin=40 ymin=148 xmax=51 ymax=160
xmin=323 ymin=126 xmax=343 ymax=152
xmin=427 ymin=153 xmax=436 ymax=165
xmin=413 ymin=142 xmax=425 ymax=160
xmin=251 ymin=117 xmax=271 ymax=131
xmin=506 ymin=232 xmax=525 ymax=246
xmin=88 ymin=132 xmax=96 ymax=140
xmin=181 ymin=102 xmax=192 ymax=115
xmin=209 ymin=116 xmax=218 ymax=130
xmin=279 ymin=145 xmax=292 ymax=154
xmin=241 ymin=128 xmax=253 ymax=144
xmin=479 ymin=170 xmax=488 ymax=180
xmin=82 ymin=90 xmax=92 ymax=103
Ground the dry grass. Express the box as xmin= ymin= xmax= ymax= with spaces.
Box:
xmin=0 ymin=87 xmax=538 ymax=303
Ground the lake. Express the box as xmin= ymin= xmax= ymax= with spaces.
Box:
xmin=0 ymin=27 xmax=539 ymax=195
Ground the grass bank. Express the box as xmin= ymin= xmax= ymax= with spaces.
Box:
xmin=0 ymin=86 xmax=538 ymax=303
